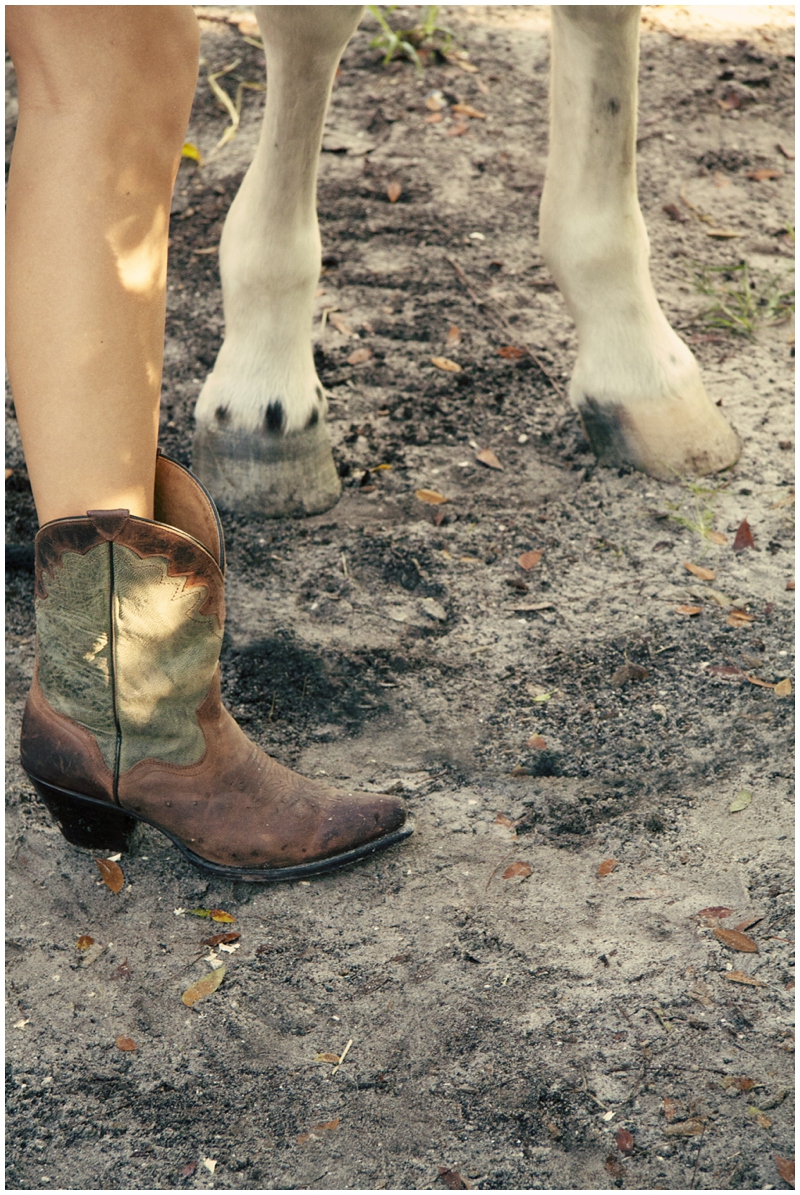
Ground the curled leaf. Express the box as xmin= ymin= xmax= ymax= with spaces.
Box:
xmin=95 ymin=858 xmax=124 ymax=894
xmin=683 ymin=562 xmax=716 ymax=581
xmin=182 ymin=965 xmax=226 ymax=1007
xmin=725 ymin=971 xmax=766 ymax=987
xmin=729 ymin=789 xmax=752 ymax=813
xmin=415 ymin=489 xmax=448 ymax=505
xmin=503 ymin=861 xmax=532 ymax=879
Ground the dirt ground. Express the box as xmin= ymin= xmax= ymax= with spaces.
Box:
xmin=5 ymin=6 xmax=795 ymax=1191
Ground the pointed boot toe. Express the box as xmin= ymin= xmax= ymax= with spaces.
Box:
xmin=21 ymin=453 xmax=413 ymax=882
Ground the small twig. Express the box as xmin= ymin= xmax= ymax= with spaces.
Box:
xmin=689 ymin=1123 xmax=707 ymax=1189
xmin=331 ymin=1038 xmax=353 ymax=1075
xmin=445 ymin=255 xmax=565 ymax=397
xmin=484 ymin=849 xmax=517 ymax=893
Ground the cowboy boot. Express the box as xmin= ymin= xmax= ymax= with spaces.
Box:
xmin=20 ymin=453 xmax=411 ymax=881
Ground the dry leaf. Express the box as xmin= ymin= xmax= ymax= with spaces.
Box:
xmin=208 ymin=909 xmax=235 ymax=923
xmin=725 ymin=971 xmax=766 ymax=988
xmin=386 ymin=181 xmax=402 ymax=203
xmin=424 ymin=112 xmax=443 ymax=124
xmin=615 ymin=1128 xmax=634 ymax=1154
xmin=774 ymin=678 xmax=792 ymax=698
xmin=509 ymin=765 xmax=531 ymax=777
xmin=328 ymin=313 xmax=352 ymax=337
xmin=494 ymin=813 xmax=517 ymax=829
xmin=683 ymin=561 xmax=716 ymax=581
xmin=748 ymin=1106 xmax=772 ymax=1129
xmin=722 ymin=1076 xmax=756 ymax=1092
xmin=315 ymin=1052 xmax=341 ymax=1064
xmin=415 ymin=488 xmax=448 ymax=505
xmin=447 ymin=123 xmax=469 ymax=138
xmin=662 ymin=1097 xmax=678 ymax=1122
xmin=518 ymin=550 xmax=542 ymax=571
xmin=663 ymin=1119 xmax=705 ymax=1136
xmin=744 ymin=674 xmax=775 ymax=689
xmin=598 ymin=859 xmax=618 ymax=877
xmin=431 ymin=356 xmax=462 ymax=372
xmin=706 ymin=228 xmax=743 ymax=238
xmin=747 ymin=168 xmax=782 ymax=181
xmin=734 ymin=916 xmax=763 ymax=932
xmin=179 ymin=1162 xmax=196 ymax=1178
xmin=446 ymin=325 xmax=461 ymax=346
xmin=786 ymin=580 xmax=795 ymax=591
xmin=181 ymin=141 xmax=203 ymax=166
xmin=315 ymin=1119 xmax=341 ymax=1131
xmin=675 ymin=604 xmax=703 ymax=616
xmin=611 ymin=663 xmax=649 ymax=687
xmin=728 ymin=609 xmax=755 ymax=627
xmin=76 ymin=935 xmax=94 ymax=951
xmin=348 ymin=347 xmax=372 ymax=366
xmin=182 ymin=965 xmax=225 ymax=1008
xmin=707 ymin=530 xmax=728 ymax=545
xmin=498 ymin=345 xmax=526 ymax=359
xmin=732 ymin=518 xmax=755 ymax=552
xmin=96 ymin=858 xmax=124 ymax=894
xmin=714 ymin=928 xmax=758 ymax=953
xmin=115 ymin=1035 xmax=137 ymax=1052
xmin=774 ymin=1156 xmax=795 ymax=1187
xmin=526 ymin=735 xmax=546 ymax=750
xmin=697 ymin=906 xmax=734 ymax=919
xmin=729 ymin=789 xmax=752 ymax=812
xmin=475 ymin=447 xmax=503 ymax=471
xmin=201 ymin=932 xmax=241 ymax=947
xmin=451 ymin=102 xmax=486 ymax=120
xmin=425 ymin=91 xmax=446 ymax=111
xmin=503 ymin=861 xmax=532 ymax=879
xmin=439 ymin=1167 xmax=472 ymax=1190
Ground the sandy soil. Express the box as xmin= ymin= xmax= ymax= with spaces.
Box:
xmin=5 ymin=7 xmax=795 ymax=1191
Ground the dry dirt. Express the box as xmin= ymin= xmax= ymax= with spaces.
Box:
xmin=5 ymin=6 xmax=795 ymax=1191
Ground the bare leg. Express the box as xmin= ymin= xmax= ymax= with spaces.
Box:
xmin=193 ymin=5 xmax=364 ymax=517
xmin=6 ymin=5 xmax=199 ymax=524
xmin=540 ymin=6 xmax=740 ymax=479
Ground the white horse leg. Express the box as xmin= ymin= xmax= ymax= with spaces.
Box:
xmin=540 ymin=6 xmax=740 ymax=479
xmin=193 ymin=5 xmax=363 ymax=516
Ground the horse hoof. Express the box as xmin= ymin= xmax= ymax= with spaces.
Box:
xmin=192 ymin=418 xmax=342 ymax=518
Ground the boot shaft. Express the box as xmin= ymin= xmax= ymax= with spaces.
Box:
xmin=32 ymin=456 xmax=225 ymax=780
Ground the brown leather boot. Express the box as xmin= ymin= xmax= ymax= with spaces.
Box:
xmin=20 ymin=453 xmax=411 ymax=881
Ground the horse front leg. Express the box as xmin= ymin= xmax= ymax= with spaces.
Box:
xmin=540 ymin=5 xmax=740 ymax=479
xmin=193 ymin=5 xmax=364 ymax=516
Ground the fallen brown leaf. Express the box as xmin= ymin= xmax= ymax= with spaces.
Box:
xmin=315 ymin=1118 xmax=341 ymax=1131
xmin=714 ymin=927 xmax=759 ymax=953
xmin=684 ymin=561 xmax=716 ymax=581
xmin=509 ymin=764 xmax=531 ymax=776
xmin=775 ymin=1156 xmax=795 ymax=1187
xmin=662 ymin=202 xmax=685 ymax=222
xmin=431 ymin=356 xmax=462 ymax=372
xmin=415 ymin=489 xmax=448 ymax=505
xmin=182 ymin=966 xmax=225 ymax=1008
xmin=611 ymin=662 xmax=649 ymax=687
xmin=725 ymin=971 xmax=766 ymax=988
xmin=96 ymin=858 xmax=124 ymax=894
xmin=494 ymin=813 xmax=517 ymax=829
xmin=728 ymin=609 xmax=755 ymax=627
xmin=386 ymin=181 xmax=402 ymax=203
xmin=498 ymin=345 xmax=526 ymax=359
xmin=347 ymin=347 xmax=372 ymax=366
xmin=328 ymin=313 xmax=352 ymax=337
xmin=179 ymin=1162 xmax=197 ymax=1179
xmin=208 ymin=909 xmax=235 ymax=923
xmin=707 ymin=530 xmax=728 ymax=545
xmin=745 ymin=673 xmax=776 ymax=689
xmin=663 ymin=1119 xmax=705 ymax=1136
xmin=605 ymin=1156 xmax=625 ymax=1179
xmin=786 ymin=580 xmax=794 ymax=590
xmin=503 ymin=861 xmax=532 ymax=879
xmin=425 ymin=92 xmax=446 ymax=112
xmin=748 ymin=1106 xmax=772 ymax=1129
xmin=697 ymin=906 xmax=734 ymax=919
xmin=774 ymin=677 xmax=792 ymax=698
xmin=451 ymin=102 xmax=486 ymax=120
xmin=662 ymin=1097 xmax=678 ymax=1122
xmin=525 ymin=734 xmax=546 ymax=750
xmin=201 ymin=931 xmax=241 ymax=947
xmin=447 ymin=123 xmax=469 ymax=138
xmin=315 ymin=1052 xmax=341 ymax=1064
xmin=446 ymin=325 xmax=461 ymax=346
xmin=115 ymin=1035 xmax=137 ymax=1051
xmin=722 ymin=1075 xmax=756 ymax=1092
xmin=475 ymin=447 xmax=503 ymax=471
xmin=598 ymin=859 xmax=618 ymax=877
xmin=734 ymin=916 xmax=763 ymax=933
xmin=438 ymin=1167 xmax=472 ymax=1190
xmin=732 ymin=518 xmax=755 ymax=552
xmin=675 ymin=604 xmax=703 ymax=616
xmin=76 ymin=935 xmax=94 ymax=951
xmin=747 ymin=168 xmax=782 ymax=181
xmin=517 ymin=550 xmax=542 ymax=570
xmin=424 ymin=112 xmax=443 ymax=124
xmin=615 ymin=1128 xmax=634 ymax=1155
xmin=706 ymin=228 xmax=743 ymax=238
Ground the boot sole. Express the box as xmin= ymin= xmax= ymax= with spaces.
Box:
xmin=26 ymin=772 xmax=413 ymax=883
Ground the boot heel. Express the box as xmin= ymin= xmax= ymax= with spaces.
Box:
xmin=27 ymin=775 xmax=138 ymax=853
